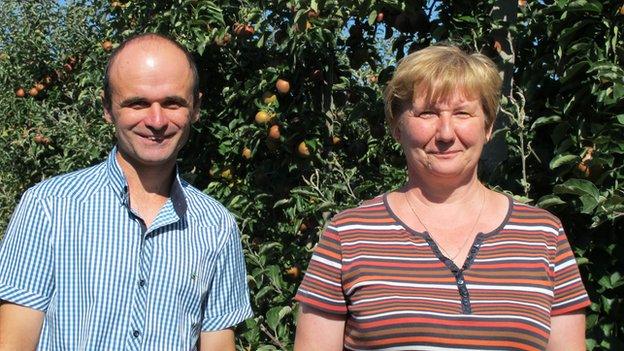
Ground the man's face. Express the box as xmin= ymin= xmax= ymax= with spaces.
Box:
xmin=104 ymin=40 xmax=199 ymax=171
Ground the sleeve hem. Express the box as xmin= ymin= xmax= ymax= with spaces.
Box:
xmin=294 ymin=296 xmax=348 ymax=316
xmin=551 ymin=299 xmax=591 ymax=316
xmin=0 ymin=282 xmax=50 ymax=311
xmin=201 ymin=305 xmax=254 ymax=332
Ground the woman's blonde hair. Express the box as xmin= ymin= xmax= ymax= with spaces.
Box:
xmin=383 ymin=45 xmax=502 ymax=130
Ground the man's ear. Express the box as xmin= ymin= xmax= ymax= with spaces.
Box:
xmin=101 ymin=91 xmax=113 ymax=124
xmin=191 ymin=92 xmax=202 ymax=123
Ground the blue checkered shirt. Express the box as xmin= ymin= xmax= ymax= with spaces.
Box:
xmin=0 ymin=148 xmax=253 ymax=350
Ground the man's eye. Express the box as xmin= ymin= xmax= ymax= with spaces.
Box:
xmin=163 ymin=102 xmax=182 ymax=109
xmin=128 ymin=102 xmax=149 ymax=109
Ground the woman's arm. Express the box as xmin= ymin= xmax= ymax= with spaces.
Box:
xmin=294 ymin=304 xmax=346 ymax=351
xmin=546 ymin=312 xmax=586 ymax=351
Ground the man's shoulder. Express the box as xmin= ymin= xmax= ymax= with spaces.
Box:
xmin=180 ymin=180 xmax=236 ymax=227
xmin=26 ymin=161 xmax=107 ymax=201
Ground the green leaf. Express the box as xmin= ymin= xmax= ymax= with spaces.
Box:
xmin=536 ymin=195 xmax=566 ymax=208
xmin=549 ymin=154 xmax=579 ymax=169
xmin=531 ymin=115 xmax=561 ymax=130
xmin=367 ymin=10 xmax=377 ymax=26
xmin=266 ymin=305 xmax=291 ymax=331
xmin=554 ymin=178 xmax=600 ymax=198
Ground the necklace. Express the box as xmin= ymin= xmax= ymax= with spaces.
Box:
xmin=404 ymin=186 xmax=486 ymax=262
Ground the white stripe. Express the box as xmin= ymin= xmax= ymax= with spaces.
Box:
xmin=328 ymin=224 xmax=405 ymax=232
xmin=350 ymin=345 xmax=505 ymax=351
xmin=343 ymin=255 xmax=439 ymax=263
xmin=346 ymin=281 xmax=457 ymax=295
xmin=304 ymin=272 xmax=342 ymax=287
xmin=552 ymin=293 xmax=587 ymax=308
xmin=352 ymin=295 xmax=461 ymax=306
xmin=358 ymin=200 xmax=384 ymax=208
xmin=481 ymin=240 xmax=556 ymax=250
xmin=298 ymin=288 xmax=345 ymax=304
xmin=554 ymin=258 xmax=576 ymax=272
xmin=467 ymin=283 xmax=553 ymax=296
xmin=342 ymin=240 xmax=428 ymax=247
xmin=504 ymin=224 xmax=559 ymax=235
xmin=471 ymin=299 xmax=550 ymax=313
xmin=311 ymin=254 xmax=342 ymax=269
xmin=474 ymin=256 xmax=550 ymax=264
xmin=352 ymin=310 xmax=550 ymax=330
xmin=554 ymin=277 xmax=582 ymax=290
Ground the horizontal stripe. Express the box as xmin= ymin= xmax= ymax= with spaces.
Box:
xmin=295 ymin=194 xmax=590 ymax=350
xmin=311 ymin=254 xmax=342 ymax=269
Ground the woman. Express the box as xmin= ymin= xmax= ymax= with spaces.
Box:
xmin=294 ymin=45 xmax=589 ymax=351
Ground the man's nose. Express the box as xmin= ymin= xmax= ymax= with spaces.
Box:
xmin=144 ymin=103 xmax=167 ymax=129
xmin=435 ymin=114 xmax=455 ymax=142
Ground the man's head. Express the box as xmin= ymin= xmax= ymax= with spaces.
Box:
xmin=102 ymin=33 xmax=201 ymax=170
xmin=103 ymin=33 xmax=200 ymax=111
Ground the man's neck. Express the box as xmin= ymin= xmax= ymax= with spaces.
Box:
xmin=115 ymin=151 xmax=176 ymax=227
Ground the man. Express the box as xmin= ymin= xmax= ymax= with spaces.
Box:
xmin=0 ymin=33 xmax=253 ymax=350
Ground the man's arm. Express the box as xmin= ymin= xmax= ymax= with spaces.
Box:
xmin=0 ymin=301 xmax=45 ymax=350
xmin=198 ymin=329 xmax=235 ymax=351
xmin=546 ymin=312 xmax=586 ymax=351
xmin=294 ymin=304 xmax=345 ymax=351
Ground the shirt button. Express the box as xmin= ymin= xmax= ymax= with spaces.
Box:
xmin=133 ymin=330 xmax=140 ymax=338
xmin=139 ymin=279 xmax=146 ymax=287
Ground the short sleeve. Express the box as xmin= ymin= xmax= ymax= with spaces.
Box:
xmin=201 ymin=215 xmax=253 ymax=331
xmin=294 ymin=222 xmax=347 ymax=314
xmin=551 ymin=226 xmax=591 ymax=316
xmin=0 ymin=190 xmax=55 ymax=311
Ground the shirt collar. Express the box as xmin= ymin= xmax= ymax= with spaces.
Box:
xmin=105 ymin=146 xmax=188 ymax=217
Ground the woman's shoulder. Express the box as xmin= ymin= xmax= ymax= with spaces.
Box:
xmin=506 ymin=196 xmax=564 ymax=229
xmin=330 ymin=194 xmax=390 ymax=223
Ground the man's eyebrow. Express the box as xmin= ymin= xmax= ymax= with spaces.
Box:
xmin=118 ymin=96 xmax=191 ymax=107
xmin=119 ymin=96 xmax=148 ymax=107
xmin=162 ymin=96 xmax=190 ymax=106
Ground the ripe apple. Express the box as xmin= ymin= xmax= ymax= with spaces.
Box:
xmin=101 ymin=40 xmax=113 ymax=52
xmin=276 ymin=78 xmax=290 ymax=94
xmin=34 ymin=133 xmax=51 ymax=145
xmin=28 ymin=87 xmax=39 ymax=97
xmin=15 ymin=88 xmax=25 ymax=97
xmin=241 ymin=147 xmax=252 ymax=159
xmin=268 ymin=125 xmax=281 ymax=140
xmin=297 ymin=141 xmax=310 ymax=157
xmin=255 ymin=110 xmax=272 ymax=124
xmin=285 ymin=266 xmax=301 ymax=279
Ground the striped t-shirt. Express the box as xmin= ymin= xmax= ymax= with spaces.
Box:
xmin=295 ymin=194 xmax=590 ymax=350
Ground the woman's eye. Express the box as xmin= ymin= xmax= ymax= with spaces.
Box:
xmin=418 ymin=111 xmax=437 ymax=119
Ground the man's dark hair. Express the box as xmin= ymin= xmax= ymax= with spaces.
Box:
xmin=102 ymin=33 xmax=200 ymax=112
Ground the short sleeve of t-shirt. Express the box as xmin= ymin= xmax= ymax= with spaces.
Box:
xmin=0 ymin=190 xmax=55 ymax=311
xmin=551 ymin=226 xmax=591 ymax=316
xmin=295 ymin=222 xmax=347 ymax=314
xmin=201 ymin=214 xmax=253 ymax=331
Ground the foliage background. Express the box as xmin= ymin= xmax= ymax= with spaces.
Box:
xmin=0 ymin=0 xmax=622 ymax=349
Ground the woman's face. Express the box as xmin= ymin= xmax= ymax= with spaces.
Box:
xmin=392 ymin=90 xmax=491 ymax=182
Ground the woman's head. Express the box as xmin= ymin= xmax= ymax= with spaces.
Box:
xmin=384 ymin=45 xmax=502 ymax=131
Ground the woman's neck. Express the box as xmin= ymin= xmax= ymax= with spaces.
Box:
xmin=404 ymin=171 xmax=483 ymax=206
